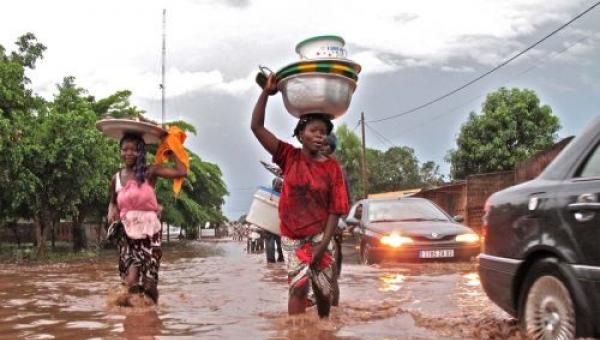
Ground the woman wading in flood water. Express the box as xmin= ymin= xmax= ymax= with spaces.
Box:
xmin=250 ymin=74 xmax=349 ymax=318
xmin=107 ymin=132 xmax=187 ymax=304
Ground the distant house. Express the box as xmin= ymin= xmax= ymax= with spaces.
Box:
xmin=368 ymin=188 xmax=421 ymax=199
xmin=368 ymin=137 xmax=573 ymax=233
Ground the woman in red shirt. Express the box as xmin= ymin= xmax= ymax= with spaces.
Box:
xmin=251 ymin=74 xmax=349 ymax=318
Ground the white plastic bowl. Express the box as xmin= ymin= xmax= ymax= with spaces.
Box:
xmin=295 ymin=35 xmax=347 ymax=60
xmin=278 ymin=72 xmax=357 ymax=119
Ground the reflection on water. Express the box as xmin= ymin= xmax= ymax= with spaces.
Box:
xmin=122 ymin=310 xmax=162 ymax=340
xmin=0 ymin=241 xmax=514 ymax=340
xmin=463 ymin=272 xmax=480 ymax=287
xmin=379 ymin=273 xmax=406 ymax=292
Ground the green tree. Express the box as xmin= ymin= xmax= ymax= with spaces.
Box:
xmin=154 ymin=149 xmax=228 ymax=239
xmin=334 ymin=124 xmax=363 ymax=202
xmin=334 ymin=124 xmax=444 ymax=199
xmin=18 ymin=77 xmax=123 ymax=256
xmin=367 ymin=146 xmax=422 ymax=193
xmin=0 ymin=34 xmax=47 ymax=251
xmin=420 ymin=161 xmax=445 ymax=189
xmin=446 ymin=87 xmax=560 ymax=179
xmin=0 ymin=32 xmax=46 ymax=118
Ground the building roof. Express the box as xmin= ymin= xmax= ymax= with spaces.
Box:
xmin=368 ymin=188 xmax=422 ymax=199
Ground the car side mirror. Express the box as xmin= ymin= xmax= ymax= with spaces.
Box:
xmin=453 ymin=215 xmax=464 ymax=223
xmin=345 ymin=216 xmax=360 ymax=226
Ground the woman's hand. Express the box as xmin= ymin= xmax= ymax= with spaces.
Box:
xmin=107 ymin=205 xmax=119 ymax=224
xmin=264 ymin=74 xmax=278 ymax=96
xmin=145 ymin=165 xmax=157 ymax=179
xmin=311 ymin=242 xmax=327 ymax=268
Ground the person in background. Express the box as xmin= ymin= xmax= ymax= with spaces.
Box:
xmin=321 ymin=132 xmax=349 ymax=306
xmin=265 ymin=231 xmax=284 ymax=263
xmin=264 ymin=174 xmax=284 ymax=263
xmin=250 ymin=74 xmax=349 ymax=318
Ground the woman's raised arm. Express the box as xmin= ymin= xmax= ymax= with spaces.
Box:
xmin=251 ymin=74 xmax=279 ymax=155
xmin=149 ymin=155 xmax=187 ymax=180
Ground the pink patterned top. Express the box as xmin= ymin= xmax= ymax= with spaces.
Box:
xmin=115 ymin=171 xmax=162 ymax=242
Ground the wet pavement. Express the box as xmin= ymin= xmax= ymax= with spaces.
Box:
xmin=0 ymin=239 xmax=525 ymax=340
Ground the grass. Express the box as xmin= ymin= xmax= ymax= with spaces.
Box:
xmin=0 ymin=241 xmax=103 ymax=264
xmin=0 ymin=238 xmax=198 ymax=264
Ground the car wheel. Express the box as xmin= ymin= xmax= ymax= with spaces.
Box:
xmin=520 ymin=260 xmax=576 ymax=340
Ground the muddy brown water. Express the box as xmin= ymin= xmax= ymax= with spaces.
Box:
xmin=0 ymin=240 xmax=524 ymax=340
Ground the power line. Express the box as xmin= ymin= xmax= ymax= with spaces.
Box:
xmin=360 ymin=32 xmax=594 ymax=149
xmin=367 ymin=0 xmax=600 ymax=124
xmin=386 ymin=31 xmax=595 ymax=142
xmin=365 ymin=122 xmax=396 ymax=149
xmin=364 ymin=123 xmax=390 ymax=148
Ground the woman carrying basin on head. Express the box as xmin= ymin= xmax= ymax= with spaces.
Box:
xmin=107 ymin=131 xmax=188 ymax=304
xmin=250 ymin=74 xmax=349 ymax=318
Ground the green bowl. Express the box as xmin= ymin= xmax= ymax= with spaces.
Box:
xmin=276 ymin=60 xmax=359 ymax=81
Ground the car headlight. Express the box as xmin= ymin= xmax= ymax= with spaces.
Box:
xmin=455 ymin=233 xmax=479 ymax=243
xmin=380 ymin=234 xmax=413 ymax=248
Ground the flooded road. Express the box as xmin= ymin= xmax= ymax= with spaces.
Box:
xmin=0 ymin=240 xmax=524 ymax=340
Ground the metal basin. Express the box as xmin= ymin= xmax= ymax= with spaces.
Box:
xmin=277 ymin=72 xmax=357 ymax=119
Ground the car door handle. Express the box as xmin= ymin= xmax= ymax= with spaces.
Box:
xmin=568 ymin=202 xmax=600 ymax=211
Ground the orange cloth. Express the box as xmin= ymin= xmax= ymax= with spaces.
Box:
xmin=155 ymin=126 xmax=189 ymax=194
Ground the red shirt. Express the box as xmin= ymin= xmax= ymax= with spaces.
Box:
xmin=273 ymin=141 xmax=349 ymax=238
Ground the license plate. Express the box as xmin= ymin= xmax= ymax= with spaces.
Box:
xmin=419 ymin=249 xmax=454 ymax=258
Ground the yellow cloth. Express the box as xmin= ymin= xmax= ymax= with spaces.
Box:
xmin=155 ymin=126 xmax=189 ymax=194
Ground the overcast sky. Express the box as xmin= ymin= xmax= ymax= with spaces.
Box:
xmin=2 ymin=0 xmax=600 ymax=219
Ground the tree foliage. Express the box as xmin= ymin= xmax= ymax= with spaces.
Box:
xmin=334 ymin=124 xmax=362 ymax=201
xmin=334 ymin=124 xmax=444 ymax=202
xmin=0 ymin=32 xmax=46 ymax=118
xmin=367 ymin=146 xmax=422 ymax=194
xmin=153 ymin=149 xmax=228 ymax=238
xmin=0 ymin=33 xmax=228 ymax=256
xmin=446 ymin=87 xmax=561 ymax=179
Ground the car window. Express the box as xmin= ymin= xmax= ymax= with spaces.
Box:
xmin=578 ymin=143 xmax=600 ymax=178
xmin=367 ymin=199 xmax=449 ymax=223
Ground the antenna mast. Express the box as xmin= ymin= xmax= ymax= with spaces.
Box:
xmin=161 ymin=9 xmax=166 ymax=125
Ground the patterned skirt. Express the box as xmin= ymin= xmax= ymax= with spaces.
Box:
xmin=282 ymin=233 xmax=338 ymax=305
xmin=112 ymin=221 xmax=162 ymax=283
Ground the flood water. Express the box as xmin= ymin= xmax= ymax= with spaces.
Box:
xmin=0 ymin=240 xmax=525 ymax=340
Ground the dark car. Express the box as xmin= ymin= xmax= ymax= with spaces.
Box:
xmin=346 ymin=197 xmax=480 ymax=264
xmin=479 ymin=117 xmax=600 ymax=340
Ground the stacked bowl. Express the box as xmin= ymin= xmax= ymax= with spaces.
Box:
xmin=273 ymin=35 xmax=361 ymax=119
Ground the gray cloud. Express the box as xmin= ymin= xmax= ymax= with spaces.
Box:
xmin=222 ymin=0 xmax=251 ymax=8
xmin=187 ymin=0 xmax=252 ymax=8
xmin=393 ymin=13 xmax=419 ymax=24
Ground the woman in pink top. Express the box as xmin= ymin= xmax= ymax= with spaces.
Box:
xmin=107 ymin=133 xmax=187 ymax=303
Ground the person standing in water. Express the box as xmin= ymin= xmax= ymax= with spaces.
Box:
xmin=251 ymin=74 xmax=349 ymax=318
xmin=107 ymin=132 xmax=187 ymax=304
xmin=321 ymin=132 xmax=350 ymax=307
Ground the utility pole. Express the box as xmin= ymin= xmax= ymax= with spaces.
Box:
xmin=160 ymin=9 xmax=166 ymax=126
xmin=360 ymin=112 xmax=368 ymax=199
